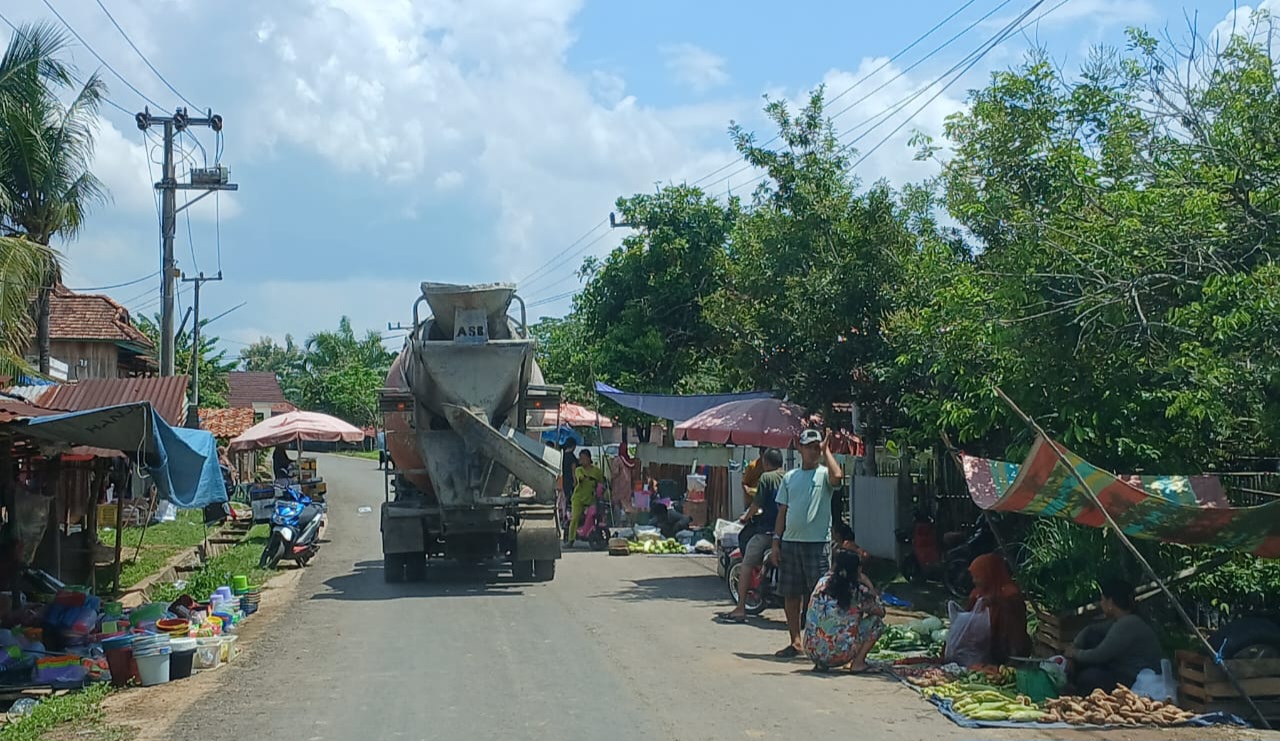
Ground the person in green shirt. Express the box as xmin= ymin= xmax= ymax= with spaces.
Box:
xmin=771 ymin=428 xmax=845 ymax=659
xmin=568 ymin=449 xmax=605 ymax=547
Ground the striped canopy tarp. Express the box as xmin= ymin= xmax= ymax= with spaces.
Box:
xmin=961 ymin=436 xmax=1280 ymax=558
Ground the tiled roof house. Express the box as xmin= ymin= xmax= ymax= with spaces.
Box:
xmin=226 ymin=371 xmax=296 ymax=421
xmin=29 ymin=285 xmax=156 ymax=380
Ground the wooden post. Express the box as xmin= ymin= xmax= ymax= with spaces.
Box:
xmin=112 ymin=470 xmax=124 ymax=595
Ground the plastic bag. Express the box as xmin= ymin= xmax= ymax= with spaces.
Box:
xmin=944 ymin=598 xmax=992 ymax=667
xmin=1131 ymin=659 xmax=1177 ymax=701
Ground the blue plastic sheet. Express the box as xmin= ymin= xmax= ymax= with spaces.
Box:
xmin=22 ymin=402 xmax=226 ymax=509
xmin=594 ymin=382 xmax=773 ymax=423
xmin=541 ymin=424 xmax=582 ymax=447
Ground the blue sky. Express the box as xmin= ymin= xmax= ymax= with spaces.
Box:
xmin=0 ymin=0 xmax=1268 ymax=358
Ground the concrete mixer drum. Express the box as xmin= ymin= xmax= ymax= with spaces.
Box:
xmin=377 ymin=282 xmax=564 ymax=584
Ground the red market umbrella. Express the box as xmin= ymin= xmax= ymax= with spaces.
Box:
xmin=675 ymin=398 xmax=809 ymax=448
xmin=558 ymin=402 xmax=613 ymax=428
xmin=227 ymin=410 xmax=364 ymax=453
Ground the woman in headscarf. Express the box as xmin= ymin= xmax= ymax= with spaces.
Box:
xmin=967 ymin=553 xmax=1031 ymax=664
xmin=803 ymin=549 xmax=885 ymax=673
xmin=567 ymin=449 xmax=605 ymax=547
xmin=607 ymin=444 xmax=637 ymax=522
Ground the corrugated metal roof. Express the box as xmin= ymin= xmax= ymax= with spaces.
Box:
xmin=39 ymin=376 xmax=190 ymax=425
xmin=4 ymin=385 xmax=52 ymax=404
xmin=0 ymin=396 xmax=58 ymax=424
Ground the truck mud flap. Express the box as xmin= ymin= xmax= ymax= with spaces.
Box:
xmin=516 ymin=505 xmax=561 ymax=561
xmin=442 ymin=403 xmax=558 ymax=502
xmin=381 ymin=503 xmax=426 ymax=555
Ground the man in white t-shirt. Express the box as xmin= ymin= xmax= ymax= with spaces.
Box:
xmin=769 ymin=428 xmax=844 ymax=658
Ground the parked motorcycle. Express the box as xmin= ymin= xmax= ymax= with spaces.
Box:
xmin=260 ymin=486 xmax=326 ymax=569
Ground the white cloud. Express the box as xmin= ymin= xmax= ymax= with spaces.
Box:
xmin=434 ymin=170 xmax=465 ymax=191
xmin=237 ymin=0 xmax=744 ymax=283
xmin=660 ymin=43 xmax=731 ymax=92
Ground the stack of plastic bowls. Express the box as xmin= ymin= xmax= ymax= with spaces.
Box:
xmin=240 ymin=586 xmax=261 ymax=616
xmin=131 ymin=633 xmax=171 ymax=686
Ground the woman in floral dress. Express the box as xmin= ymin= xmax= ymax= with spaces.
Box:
xmin=803 ymin=549 xmax=886 ymax=673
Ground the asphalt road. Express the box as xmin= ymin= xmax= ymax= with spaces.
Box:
xmin=163 ymin=454 xmax=1255 ymax=741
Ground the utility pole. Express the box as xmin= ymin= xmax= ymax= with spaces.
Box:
xmin=182 ymin=271 xmax=222 ymax=428
xmin=136 ymin=107 xmax=238 ymax=376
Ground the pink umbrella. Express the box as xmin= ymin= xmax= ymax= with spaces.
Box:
xmin=675 ymin=398 xmax=809 ymax=448
xmin=558 ymin=402 xmax=613 ymax=428
xmin=227 ymin=410 xmax=365 ymax=453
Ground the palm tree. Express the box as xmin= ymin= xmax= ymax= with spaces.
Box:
xmin=0 ymin=22 xmax=108 ymax=375
xmin=0 ymin=236 xmax=55 ymax=379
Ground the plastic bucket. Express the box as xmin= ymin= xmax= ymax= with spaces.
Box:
xmin=105 ymin=646 xmax=135 ymax=687
xmin=220 ymin=635 xmax=238 ymax=663
xmin=136 ymin=652 xmax=170 ymax=686
xmin=169 ymin=649 xmax=195 ymax=680
xmin=232 ymin=575 xmax=249 ymax=592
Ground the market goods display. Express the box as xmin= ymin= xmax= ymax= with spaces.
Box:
xmin=869 ymin=616 xmax=947 ymax=660
xmin=626 ymin=538 xmax=687 ymax=554
xmin=1040 ymin=686 xmax=1197 ymax=726
xmin=921 ymin=683 xmax=1044 ymax=721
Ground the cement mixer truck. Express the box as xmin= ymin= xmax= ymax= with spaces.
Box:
xmin=378 ymin=282 xmax=563 ymax=583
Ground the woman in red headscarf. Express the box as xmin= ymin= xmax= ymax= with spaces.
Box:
xmin=968 ymin=553 xmax=1031 ymax=664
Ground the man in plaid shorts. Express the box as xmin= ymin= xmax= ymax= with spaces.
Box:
xmin=769 ymin=428 xmax=844 ymax=658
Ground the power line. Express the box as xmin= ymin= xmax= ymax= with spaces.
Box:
xmin=39 ymin=0 xmax=165 ymax=109
xmin=69 ymin=271 xmax=159 ymax=292
xmin=518 ymin=217 xmax=609 ymax=288
xmin=527 ymin=290 xmax=577 ymax=309
xmin=522 ymin=230 xmax=615 ymax=299
xmin=92 ymin=0 xmax=202 ymax=110
xmin=688 ymin=0 xmax=989 ymax=188
xmin=0 ymin=10 xmax=135 ymax=117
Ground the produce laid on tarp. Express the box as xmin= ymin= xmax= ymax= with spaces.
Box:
xmin=889 ymin=661 xmax=1248 ymax=729
xmin=867 ymin=616 xmax=946 ymax=662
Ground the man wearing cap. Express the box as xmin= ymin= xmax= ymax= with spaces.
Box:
xmin=770 ymin=428 xmax=844 ymax=659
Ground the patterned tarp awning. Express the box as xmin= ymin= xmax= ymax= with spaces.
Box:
xmin=961 ymin=436 xmax=1280 ymax=558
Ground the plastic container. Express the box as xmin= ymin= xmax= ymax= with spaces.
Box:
xmin=135 ymin=652 xmax=170 ymax=686
xmin=105 ymin=645 xmax=135 ymax=687
xmin=232 ymin=575 xmax=249 ymax=592
xmin=220 ymin=635 xmax=238 ymax=663
xmin=194 ymin=638 xmax=220 ymax=670
xmin=169 ymin=638 xmax=196 ymax=680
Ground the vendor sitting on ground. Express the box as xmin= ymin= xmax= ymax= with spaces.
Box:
xmin=650 ymin=501 xmax=692 ymax=539
xmin=968 ymin=553 xmax=1032 ymax=664
xmin=1066 ymin=579 xmax=1163 ymax=694
xmin=803 ymin=549 xmax=885 ymax=673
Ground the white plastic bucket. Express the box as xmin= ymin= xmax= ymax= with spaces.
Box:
xmin=136 ymin=652 xmax=171 ymax=686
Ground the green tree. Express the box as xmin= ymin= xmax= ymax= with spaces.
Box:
xmin=888 ymin=23 xmax=1280 ymax=471
xmin=0 ymin=22 xmax=107 ymax=375
xmin=238 ymin=335 xmax=305 ymax=405
xmin=136 ymin=313 xmax=237 ymax=408
xmin=706 ymin=90 xmax=916 ymax=450
xmin=528 ymin=315 xmax=592 ymax=403
xmin=570 ymin=184 xmax=738 ymax=429
xmin=0 ymin=236 xmax=54 ymax=378
xmin=294 ymin=317 xmax=394 ymax=426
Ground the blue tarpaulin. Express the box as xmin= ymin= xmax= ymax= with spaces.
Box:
xmin=22 ymin=402 xmax=226 ymax=509
xmin=594 ymin=382 xmax=774 ymax=423
xmin=541 ymin=424 xmax=583 ymax=447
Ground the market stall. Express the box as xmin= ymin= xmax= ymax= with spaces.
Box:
xmin=228 ymin=410 xmax=362 ymax=519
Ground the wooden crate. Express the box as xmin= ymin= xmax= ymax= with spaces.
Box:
xmin=299 ymin=457 xmax=318 ymax=471
xmin=1178 ymin=650 xmax=1280 ymax=721
xmin=1032 ymin=609 xmax=1092 ymax=657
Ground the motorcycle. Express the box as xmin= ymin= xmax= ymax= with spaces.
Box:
xmin=259 ymin=486 xmax=326 ymax=569
xmin=894 ymin=509 xmax=1001 ymax=598
xmin=940 ymin=515 xmax=999 ymax=598
xmin=721 ymin=533 xmax=782 ymax=615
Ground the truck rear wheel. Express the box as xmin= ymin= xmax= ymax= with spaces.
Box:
xmin=512 ymin=560 xmax=534 ymax=581
xmin=405 ymin=553 xmax=427 ymax=583
xmin=384 ymin=554 xmax=405 ymax=583
xmin=534 ymin=559 xmax=556 ymax=582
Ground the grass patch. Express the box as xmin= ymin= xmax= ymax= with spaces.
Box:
xmin=338 ymin=450 xmax=380 ymax=460
xmin=94 ymin=510 xmax=218 ymax=592
xmin=0 ymin=683 xmax=126 ymax=741
xmin=149 ymin=524 xmax=273 ymax=604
